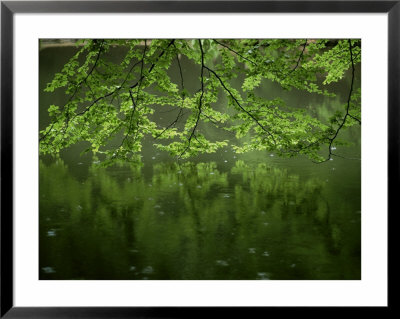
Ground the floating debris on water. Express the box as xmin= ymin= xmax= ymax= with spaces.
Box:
xmin=47 ymin=230 xmax=56 ymax=237
xmin=224 ymin=160 xmax=228 ymax=163
xmin=223 ymin=194 xmax=230 ymax=198
xmin=142 ymin=266 xmax=154 ymax=274
xmin=152 ymin=157 xmax=156 ymax=160
xmin=262 ymin=251 xmax=270 ymax=257
xmin=196 ymin=185 xmax=202 ymax=189
xmin=216 ymin=260 xmax=229 ymax=266
xmin=248 ymin=248 xmax=256 ymax=254
xmin=210 ymin=172 xmax=215 ymax=175
xmin=270 ymin=154 xmax=274 ymax=157
xmin=42 ymin=266 xmax=56 ymax=274
xmin=257 ymin=272 xmax=270 ymax=280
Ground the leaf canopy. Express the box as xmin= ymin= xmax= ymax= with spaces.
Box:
xmin=40 ymin=39 xmax=361 ymax=165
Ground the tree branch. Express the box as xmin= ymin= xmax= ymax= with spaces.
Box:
xmin=204 ymin=66 xmax=276 ymax=145
xmin=281 ymin=39 xmax=307 ymax=81
xmin=180 ymin=40 xmax=205 ymax=157
xmin=39 ymin=40 xmax=104 ymax=142
xmin=120 ymin=42 xmax=148 ymax=148
xmin=348 ymin=113 xmax=361 ymax=124
xmin=213 ymin=39 xmax=258 ymax=66
xmin=119 ymin=89 xmax=138 ymax=148
xmin=317 ymin=39 xmax=356 ymax=163
xmin=130 ymin=39 xmax=175 ymax=90
xmin=154 ymin=47 xmax=186 ymax=140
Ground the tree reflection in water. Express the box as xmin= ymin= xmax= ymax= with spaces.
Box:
xmin=39 ymin=159 xmax=360 ymax=280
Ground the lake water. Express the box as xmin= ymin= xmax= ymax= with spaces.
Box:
xmin=39 ymin=45 xmax=361 ymax=280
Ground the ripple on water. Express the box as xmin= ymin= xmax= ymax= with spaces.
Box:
xmin=42 ymin=266 xmax=56 ymax=274
xmin=129 ymin=266 xmax=136 ymax=271
xmin=248 ymin=248 xmax=256 ymax=254
xmin=262 ymin=251 xmax=270 ymax=257
xmin=216 ymin=260 xmax=229 ymax=267
xmin=257 ymin=272 xmax=271 ymax=280
xmin=142 ymin=266 xmax=154 ymax=274
xmin=47 ymin=230 xmax=56 ymax=237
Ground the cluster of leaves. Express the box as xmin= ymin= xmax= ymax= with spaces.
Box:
xmin=39 ymin=39 xmax=361 ymax=164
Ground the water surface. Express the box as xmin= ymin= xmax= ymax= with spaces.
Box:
xmin=39 ymin=45 xmax=361 ymax=280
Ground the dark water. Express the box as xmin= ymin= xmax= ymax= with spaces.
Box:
xmin=39 ymin=45 xmax=361 ymax=280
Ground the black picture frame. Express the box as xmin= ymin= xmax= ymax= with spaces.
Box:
xmin=1 ymin=0 xmax=395 ymax=317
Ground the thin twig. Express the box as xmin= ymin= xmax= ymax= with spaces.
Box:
xmin=180 ymin=40 xmax=206 ymax=157
xmin=213 ymin=39 xmax=258 ymax=66
xmin=317 ymin=39 xmax=356 ymax=163
xmin=204 ymin=66 xmax=276 ymax=145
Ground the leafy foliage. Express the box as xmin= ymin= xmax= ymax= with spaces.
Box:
xmin=40 ymin=39 xmax=361 ymax=164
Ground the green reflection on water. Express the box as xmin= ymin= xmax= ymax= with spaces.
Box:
xmin=39 ymin=159 xmax=360 ymax=280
